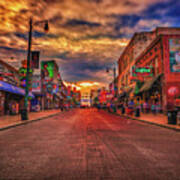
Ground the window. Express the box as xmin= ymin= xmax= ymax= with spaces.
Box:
xmin=155 ymin=58 xmax=159 ymax=75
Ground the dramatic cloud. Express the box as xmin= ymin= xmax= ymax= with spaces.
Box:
xmin=0 ymin=0 xmax=179 ymax=86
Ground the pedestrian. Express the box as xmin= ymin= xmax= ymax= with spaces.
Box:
xmin=60 ymin=104 xmax=64 ymax=111
xmin=157 ymin=102 xmax=162 ymax=113
xmin=143 ymin=100 xmax=149 ymax=113
xmin=64 ymin=103 xmax=67 ymax=111
xmin=121 ymin=102 xmax=125 ymax=114
xmin=151 ymin=101 xmax=156 ymax=114
xmin=107 ymin=101 xmax=111 ymax=112
xmin=113 ymin=102 xmax=117 ymax=113
xmin=155 ymin=99 xmax=161 ymax=114
xmin=140 ymin=99 xmax=144 ymax=113
xmin=128 ymin=99 xmax=134 ymax=116
xmin=98 ymin=103 xmax=100 ymax=110
xmin=135 ymin=98 xmax=141 ymax=117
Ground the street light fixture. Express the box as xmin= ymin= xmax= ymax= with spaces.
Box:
xmin=106 ymin=62 xmax=117 ymax=97
xmin=22 ymin=18 xmax=49 ymax=120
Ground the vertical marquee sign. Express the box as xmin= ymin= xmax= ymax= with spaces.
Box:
xmin=41 ymin=61 xmax=55 ymax=95
xmin=169 ymin=38 xmax=180 ymax=72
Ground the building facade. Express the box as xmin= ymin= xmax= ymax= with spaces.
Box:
xmin=118 ymin=27 xmax=180 ymax=111
xmin=0 ymin=59 xmax=34 ymax=116
xmin=41 ymin=60 xmax=61 ymax=109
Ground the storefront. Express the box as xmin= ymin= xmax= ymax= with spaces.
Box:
xmin=53 ymin=94 xmax=61 ymax=109
xmin=162 ymin=36 xmax=180 ymax=110
xmin=133 ymin=35 xmax=180 ymax=111
xmin=118 ymin=28 xmax=180 ymax=112
xmin=0 ymin=80 xmax=34 ymax=116
xmin=31 ymin=74 xmax=42 ymax=111
xmin=137 ymin=74 xmax=163 ymax=104
xmin=0 ymin=91 xmax=5 ymax=116
xmin=31 ymin=95 xmax=42 ymax=112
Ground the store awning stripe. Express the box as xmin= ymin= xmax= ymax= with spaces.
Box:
xmin=0 ymin=80 xmax=34 ymax=98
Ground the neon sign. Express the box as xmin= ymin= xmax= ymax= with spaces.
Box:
xmin=135 ymin=68 xmax=151 ymax=73
xmin=132 ymin=66 xmax=153 ymax=77
xmin=41 ymin=61 xmax=55 ymax=78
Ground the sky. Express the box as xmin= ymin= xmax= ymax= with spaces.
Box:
xmin=0 ymin=0 xmax=180 ymax=87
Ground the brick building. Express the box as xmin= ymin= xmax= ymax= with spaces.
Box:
xmin=118 ymin=27 xmax=180 ymax=111
xmin=0 ymin=59 xmax=34 ymax=116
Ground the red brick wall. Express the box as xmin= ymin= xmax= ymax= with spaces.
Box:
xmin=135 ymin=38 xmax=163 ymax=77
xmin=162 ymin=35 xmax=180 ymax=108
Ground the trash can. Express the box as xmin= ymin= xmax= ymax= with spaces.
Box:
xmin=135 ymin=108 xmax=140 ymax=117
xmin=167 ymin=110 xmax=177 ymax=124
xmin=112 ymin=105 xmax=116 ymax=113
xmin=21 ymin=109 xmax=28 ymax=121
xmin=121 ymin=106 xmax=125 ymax=114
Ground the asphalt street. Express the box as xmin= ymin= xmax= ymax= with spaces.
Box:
xmin=0 ymin=108 xmax=180 ymax=180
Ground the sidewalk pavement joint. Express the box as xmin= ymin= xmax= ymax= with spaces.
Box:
xmin=0 ymin=112 xmax=61 ymax=132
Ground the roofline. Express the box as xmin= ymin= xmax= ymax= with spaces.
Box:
xmin=0 ymin=59 xmax=19 ymax=73
xmin=134 ymin=35 xmax=162 ymax=65
xmin=118 ymin=27 xmax=180 ymax=64
xmin=156 ymin=26 xmax=180 ymax=30
xmin=118 ymin=31 xmax=154 ymax=63
xmin=134 ymin=32 xmax=180 ymax=65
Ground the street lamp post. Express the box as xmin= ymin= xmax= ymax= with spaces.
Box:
xmin=22 ymin=18 xmax=48 ymax=120
xmin=106 ymin=63 xmax=117 ymax=97
xmin=113 ymin=67 xmax=116 ymax=96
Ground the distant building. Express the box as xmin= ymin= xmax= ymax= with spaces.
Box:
xmin=90 ymin=89 xmax=99 ymax=106
xmin=81 ymin=91 xmax=91 ymax=107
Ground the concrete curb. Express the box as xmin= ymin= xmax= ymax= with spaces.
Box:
xmin=123 ymin=115 xmax=180 ymax=132
xmin=0 ymin=112 xmax=61 ymax=132
xmin=107 ymin=110 xmax=180 ymax=132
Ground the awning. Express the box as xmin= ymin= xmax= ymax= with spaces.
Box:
xmin=0 ymin=80 xmax=34 ymax=98
xmin=138 ymin=74 xmax=162 ymax=93
xmin=134 ymin=81 xmax=144 ymax=95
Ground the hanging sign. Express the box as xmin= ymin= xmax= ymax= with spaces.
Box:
xmin=0 ymin=64 xmax=19 ymax=86
xmin=32 ymin=75 xmax=41 ymax=93
xmin=169 ymin=39 xmax=180 ymax=72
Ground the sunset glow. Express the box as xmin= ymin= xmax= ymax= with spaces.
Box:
xmin=79 ymin=82 xmax=99 ymax=87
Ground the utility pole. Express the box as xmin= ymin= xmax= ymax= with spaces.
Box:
xmin=106 ymin=62 xmax=118 ymax=97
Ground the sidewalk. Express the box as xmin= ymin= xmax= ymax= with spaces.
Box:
xmin=0 ymin=109 xmax=61 ymax=131
xmin=116 ymin=109 xmax=180 ymax=131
